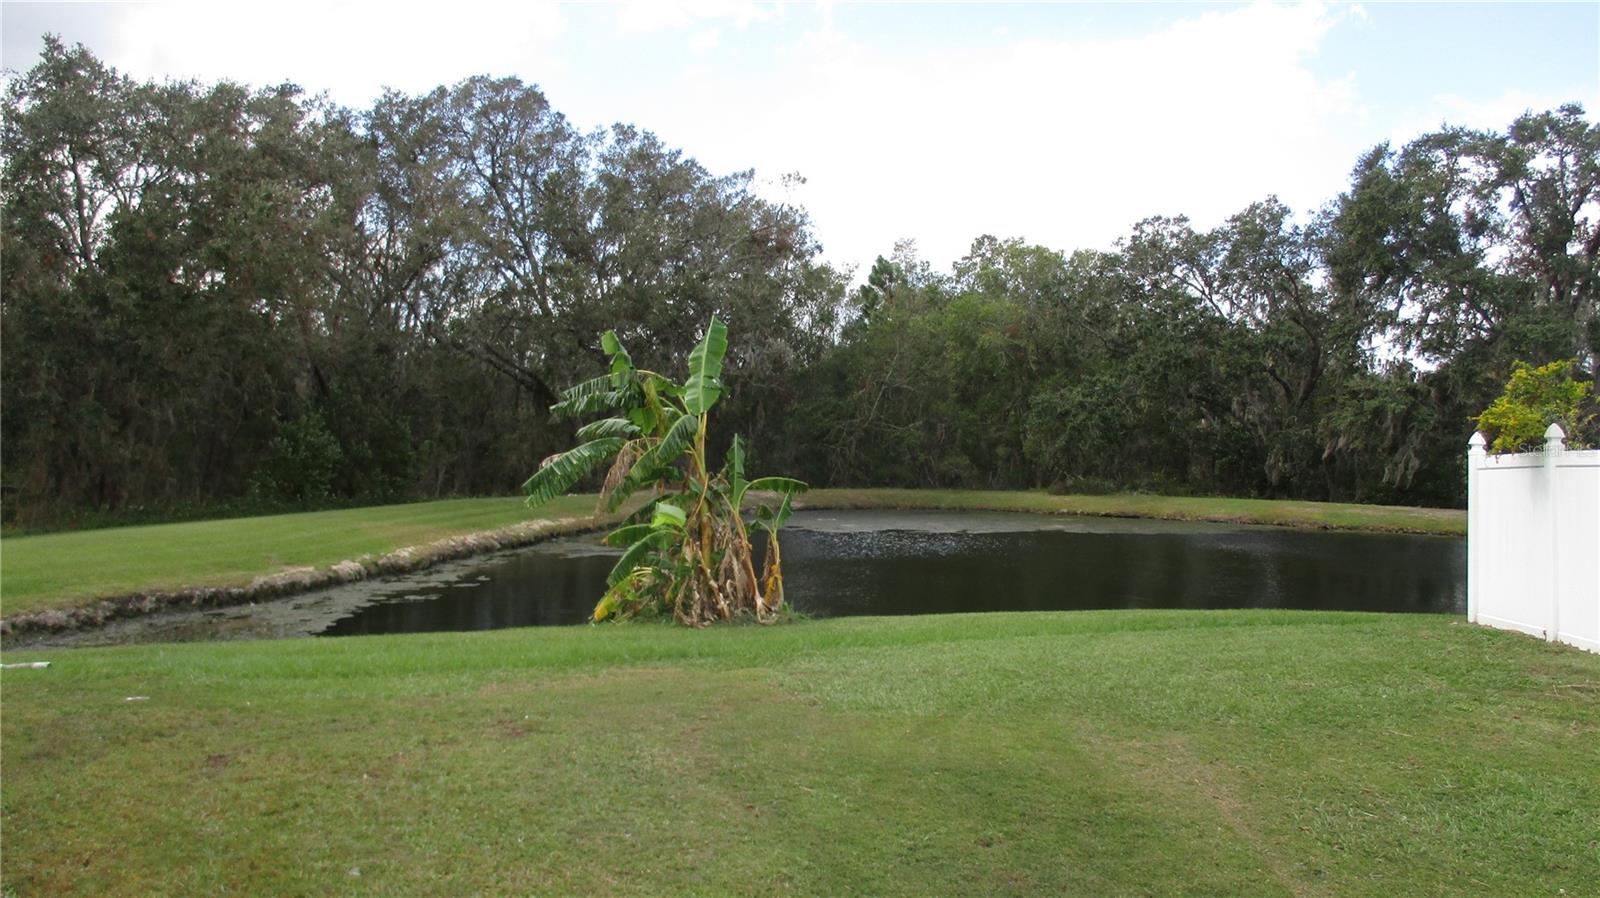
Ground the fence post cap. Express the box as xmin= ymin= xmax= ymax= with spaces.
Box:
xmin=1544 ymin=423 xmax=1567 ymax=447
xmin=1468 ymin=432 xmax=1487 ymax=454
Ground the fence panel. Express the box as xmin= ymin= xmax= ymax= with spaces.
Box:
xmin=1554 ymin=457 xmax=1600 ymax=652
xmin=1467 ymin=426 xmax=1600 ymax=653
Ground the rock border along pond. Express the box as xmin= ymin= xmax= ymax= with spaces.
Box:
xmin=0 ymin=515 xmax=604 ymax=640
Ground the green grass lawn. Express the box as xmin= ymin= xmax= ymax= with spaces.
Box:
xmin=1 ymin=610 xmax=1594 ymax=896
xmin=0 ymin=490 xmax=1464 ymax=619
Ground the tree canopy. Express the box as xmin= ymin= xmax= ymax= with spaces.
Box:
xmin=4 ymin=37 xmax=1595 ymax=524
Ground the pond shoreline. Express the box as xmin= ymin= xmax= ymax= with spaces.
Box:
xmin=0 ymin=515 xmax=608 ymax=642
xmin=797 ymin=490 xmax=1466 ymax=536
xmin=0 ymin=490 xmax=1464 ymax=642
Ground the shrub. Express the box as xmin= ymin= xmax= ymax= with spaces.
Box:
xmin=1475 ymin=360 xmax=1596 ymax=453
xmin=248 ymin=411 xmax=345 ymax=502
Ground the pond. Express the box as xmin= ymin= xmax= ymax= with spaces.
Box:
xmin=30 ymin=509 xmax=1465 ymax=647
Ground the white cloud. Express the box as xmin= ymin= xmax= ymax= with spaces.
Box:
xmin=631 ymin=1 xmax=1370 ymax=273
xmin=109 ymin=1 xmax=567 ymax=103
xmin=616 ymin=0 xmax=778 ymax=34
xmin=688 ymin=28 xmax=722 ymax=52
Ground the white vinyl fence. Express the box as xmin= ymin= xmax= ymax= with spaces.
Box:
xmin=1467 ymin=425 xmax=1600 ymax=653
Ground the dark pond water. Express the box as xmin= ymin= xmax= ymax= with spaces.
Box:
xmin=322 ymin=509 xmax=1465 ymax=637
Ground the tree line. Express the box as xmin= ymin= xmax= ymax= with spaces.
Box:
xmin=3 ymin=38 xmax=1596 ymax=526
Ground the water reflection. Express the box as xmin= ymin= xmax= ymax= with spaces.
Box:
xmin=322 ymin=510 xmax=1464 ymax=636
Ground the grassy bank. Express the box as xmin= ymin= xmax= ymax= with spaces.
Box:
xmin=0 ymin=490 xmax=1463 ymax=618
xmin=800 ymin=488 xmax=1466 ymax=535
xmin=0 ymin=495 xmax=602 ymax=617
xmin=2 ymin=611 xmax=1594 ymax=896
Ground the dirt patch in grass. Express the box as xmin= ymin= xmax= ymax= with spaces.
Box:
xmin=1099 ymin=732 xmax=1322 ymax=898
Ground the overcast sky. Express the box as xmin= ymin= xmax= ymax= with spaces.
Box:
xmin=4 ymin=1 xmax=1597 ymax=277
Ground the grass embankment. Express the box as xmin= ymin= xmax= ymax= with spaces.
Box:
xmin=0 ymin=490 xmax=1464 ymax=619
xmin=801 ymin=488 xmax=1467 ymax=535
xmin=0 ymin=496 xmax=602 ymax=618
xmin=2 ymin=611 xmax=1594 ymax=896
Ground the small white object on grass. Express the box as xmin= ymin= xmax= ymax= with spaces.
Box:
xmin=125 ymin=696 xmax=150 ymax=702
xmin=1 ymin=661 xmax=51 ymax=669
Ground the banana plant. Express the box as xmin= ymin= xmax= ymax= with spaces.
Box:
xmin=522 ymin=317 xmax=806 ymax=625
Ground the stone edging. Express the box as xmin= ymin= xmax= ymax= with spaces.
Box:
xmin=0 ymin=516 xmax=605 ymax=639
